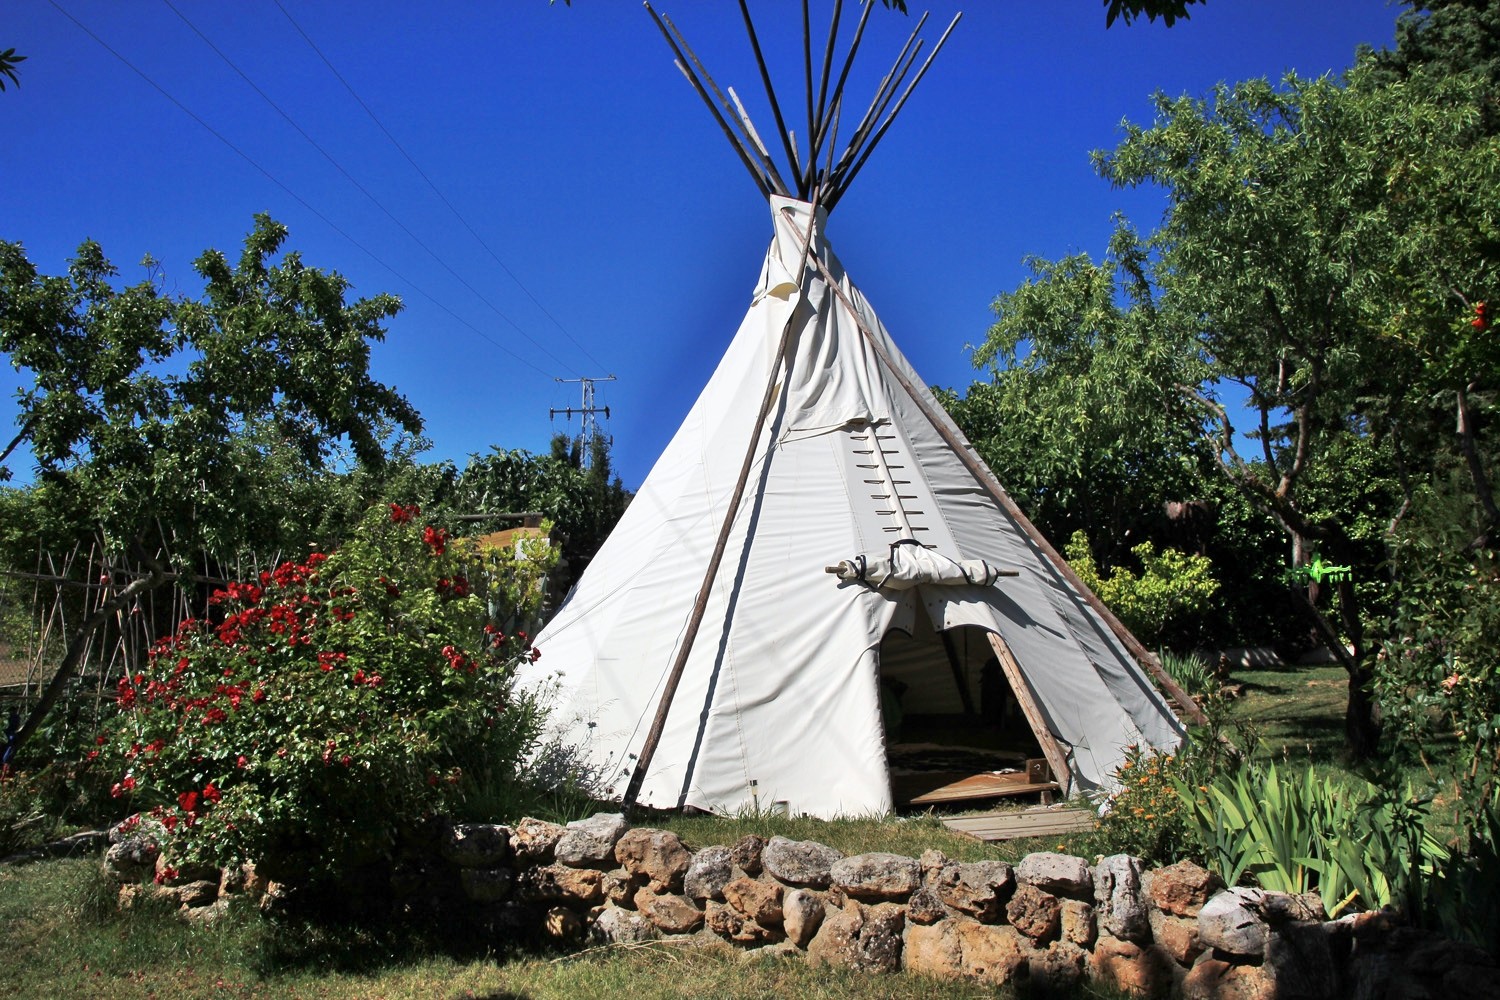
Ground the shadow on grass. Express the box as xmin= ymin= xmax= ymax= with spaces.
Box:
xmin=251 ymin=906 xmax=558 ymax=979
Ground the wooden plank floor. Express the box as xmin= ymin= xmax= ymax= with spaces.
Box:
xmin=907 ymin=773 xmax=1060 ymax=806
xmin=943 ymin=805 xmax=1097 ymax=842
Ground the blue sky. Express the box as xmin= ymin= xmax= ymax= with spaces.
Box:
xmin=4 ymin=1 xmax=1400 ymax=490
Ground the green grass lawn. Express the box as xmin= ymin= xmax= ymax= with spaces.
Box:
xmin=1225 ymin=658 xmax=1470 ymax=844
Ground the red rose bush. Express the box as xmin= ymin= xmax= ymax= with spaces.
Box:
xmin=97 ymin=503 xmax=555 ymax=884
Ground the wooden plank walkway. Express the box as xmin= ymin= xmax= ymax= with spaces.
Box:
xmin=942 ymin=805 xmax=1097 ymax=842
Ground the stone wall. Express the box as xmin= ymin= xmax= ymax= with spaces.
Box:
xmin=102 ymin=811 xmax=1499 ymax=999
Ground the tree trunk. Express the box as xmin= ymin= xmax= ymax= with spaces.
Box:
xmin=1287 ymin=580 xmax=1381 ymax=760
xmin=1345 ymin=661 xmax=1382 ymax=760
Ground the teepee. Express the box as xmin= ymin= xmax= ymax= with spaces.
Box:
xmin=518 ymin=1 xmax=1201 ymax=818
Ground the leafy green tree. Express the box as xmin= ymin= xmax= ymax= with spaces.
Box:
xmin=1089 ymin=73 xmax=1427 ymax=755
xmin=0 ymin=216 xmax=422 ymax=760
xmin=0 ymin=48 xmax=23 ymax=91
xmin=1065 ymin=530 xmax=1219 ymax=648
xmin=949 ymin=224 xmax=1208 ymax=567
xmin=446 ymin=434 xmax=630 ymax=582
xmin=1362 ymin=0 xmax=1500 ymax=95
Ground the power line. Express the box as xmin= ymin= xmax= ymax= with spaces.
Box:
xmin=45 ymin=0 xmax=555 ymax=380
xmin=160 ymin=0 xmax=577 ymax=378
xmin=270 ymin=0 xmax=612 ymax=374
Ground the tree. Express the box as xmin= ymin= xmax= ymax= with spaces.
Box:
xmin=0 ymin=215 xmax=422 ymax=760
xmin=1362 ymin=0 xmax=1500 ymax=95
xmin=1103 ymin=0 xmax=1206 ymax=27
xmin=0 ymin=48 xmax=23 ymax=91
xmin=1088 ymin=73 xmax=1431 ymax=756
xmin=446 ymin=436 xmax=630 ymax=583
xmin=949 ymin=224 xmax=1208 ymax=566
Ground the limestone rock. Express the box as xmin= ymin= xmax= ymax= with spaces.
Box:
xmin=117 ymin=883 xmax=143 ymax=910
xmin=1094 ymin=854 xmax=1150 ymax=943
xmin=705 ymin=899 xmax=779 ymax=944
xmin=637 ymin=891 xmax=704 ymax=934
xmin=1031 ymin=939 xmax=1088 ymax=992
xmin=103 ymin=835 xmax=161 ymax=883
xmin=1183 ymin=956 xmax=1276 ymax=1000
xmin=1060 ymin=898 xmax=1096 ymax=948
xmin=1256 ymin=890 xmax=1326 ymax=925
xmin=258 ymin=880 xmax=294 ymax=917
xmin=179 ymin=896 xmax=231 ymax=926
xmin=591 ymin=906 xmax=658 ymax=944
xmin=1199 ymin=888 xmax=1270 ymax=957
xmin=955 ymin=920 xmax=1028 ymax=983
xmin=904 ymin=920 xmax=964 ymax=979
xmin=217 ymin=864 xmax=247 ymax=897
xmin=119 ymin=880 xmax=185 ymax=910
xmin=1093 ymin=934 xmax=1179 ymax=998
xmin=603 ymin=868 xmax=638 ymax=907
xmin=555 ymin=813 xmax=630 ymax=868
xmin=154 ymin=854 xmax=219 ymax=888
xmin=459 ymin=866 xmax=515 ymax=904
xmin=932 ymin=860 xmax=1014 ymax=922
xmin=904 ymin=917 xmax=1027 ymax=984
xmin=1148 ymin=859 xmax=1222 ymax=917
xmin=806 ymin=901 xmax=904 ymax=974
xmin=511 ymin=817 xmax=566 ymax=865
xmin=730 ymin=835 xmax=765 ymax=876
xmin=442 ymin=823 xmax=512 ymax=868
xmin=543 ymin=905 xmax=582 ymax=940
xmin=918 ymin=849 xmax=949 ymax=877
xmin=1264 ymin=920 xmax=1342 ymax=1000
xmin=174 ymin=878 xmax=218 ymax=909
xmin=724 ymin=876 xmax=784 ymax=926
xmin=906 ymin=883 xmax=947 ymax=925
xmin=1149 ymin=906 xmax=1204 ymax=965
xmin=830 ymin=852 xmax=920 ymax=902
xmin=783 ymin=889 xmax=824 ymax=948
xmin=762 ymin=836 xmax=843 ymax=888
xmin=1015 ymin=852 xmax=1092 ymax=899
xmin=241 ymin=863 xmax=268 ymax=901
xmin=614 ymin=828 xmax=691 ymax=892
xmin=1006 ymin=883 xmax=1062 ymax=943
xmin=518 ymin=863 xmax=605 ymax=904
xmin=684 ymin=845 xmax=733 ymax=902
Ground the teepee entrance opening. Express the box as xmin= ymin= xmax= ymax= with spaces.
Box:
xmin=879 ymin=620 xmax=1062 ymax=809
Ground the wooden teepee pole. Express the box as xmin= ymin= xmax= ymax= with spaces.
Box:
xmin=621 ymin=205 xmax=820 ymax=812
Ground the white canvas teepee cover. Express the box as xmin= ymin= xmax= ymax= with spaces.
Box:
xmin=518 ymin=197 xmax=1185 ymax=817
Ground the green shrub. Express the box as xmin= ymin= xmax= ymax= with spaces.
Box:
xmin=1376 ymin=481 xmax=1500 ymax=791
xmin=1427 ymin=801 xmax=1500 ymax=952
xmin=0 ymin=764 xmax=56 ymax=857
xmin=1158 ymin=649 xmax=1220 ymax=700
xmin=95 ymin=503 xmax=556 ymax=884
xmin=1175 ymin=762 xmax=1448 ymax=916
xmin=1088 ymin=746 xmax=1195 ymax=866
xmin=1066 ymin=531 xmax=1220 ymax=647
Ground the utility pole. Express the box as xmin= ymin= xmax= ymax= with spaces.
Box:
xmin=550 ymin=375 xmax=616 ymax=470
